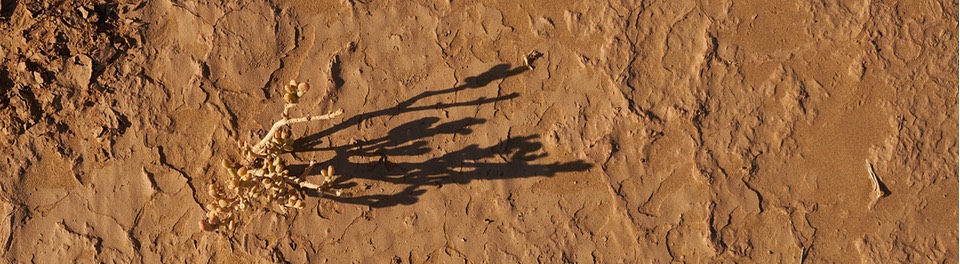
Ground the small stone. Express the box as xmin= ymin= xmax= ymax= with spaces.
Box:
xmin=59 ymin=54 xmax=92 ymax=90
xmin=32 ymin=72 xmax=42 ymax=84
xmin=77 ymin=7 xmax=89 ymax=19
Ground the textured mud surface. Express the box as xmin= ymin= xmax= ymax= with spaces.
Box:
xmin=1 ymin=0 xmax=957 ymax=262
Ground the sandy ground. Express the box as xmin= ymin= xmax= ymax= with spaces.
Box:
xmin=1 ymin=0 xmax=958 ymax=263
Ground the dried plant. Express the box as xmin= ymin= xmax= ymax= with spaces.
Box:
xmin=200 ymin=80 xmax=343 ymax=232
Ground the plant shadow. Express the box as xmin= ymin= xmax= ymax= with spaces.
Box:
xmin=292 ymin=63 xmax=593 ymax=208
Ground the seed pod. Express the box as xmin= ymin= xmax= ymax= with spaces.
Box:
xmin=297 ymin=82 xmax=310 ymax=95
xmin=237 ymin=167 xmax=248 ymax=176
xmin=274 ymin=164 xmax=284 ymax=173
xmin=327 ymin=165 xmax=334 ymax=176
xmin=284 ymin=93 xmax=299 ymax=104
xmin=227 ymin=167 xmax=239 ymax=178
xmin=200 ymin=219 xmax=216 ymax=231
xmin=218 ymin=199 xmax=229 ymax=208
xmin=204 ymin=212 xmax=217 ymax=225
xmin=228 ymin=179 xmax=239 ymax=189
xmin=207 ymin=185 xmax=218 ymax=197
xmin=205 ymin=203 xmax=217 ymax=211
xmin=228 ymin=220 xmax=237 ymax=230
xmin=282 ymin=145 xmax=294 ymax=152
xmin=221 ymin=159 xmax=233 ymax=169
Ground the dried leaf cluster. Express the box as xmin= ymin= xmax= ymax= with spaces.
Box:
xmin=200 ymin=80 xmax=343 ymax=232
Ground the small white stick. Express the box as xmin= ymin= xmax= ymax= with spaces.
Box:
xmin=252 ymin=109 xmax=344 ymax=154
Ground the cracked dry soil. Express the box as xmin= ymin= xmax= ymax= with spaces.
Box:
xmin=0 ymin=0 xmax=958 ymax=263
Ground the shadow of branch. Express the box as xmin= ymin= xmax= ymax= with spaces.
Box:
xmin=291 ymin=63 xmax=593 ymax=207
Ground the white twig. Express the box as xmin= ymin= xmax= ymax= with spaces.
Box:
xmin=299 ymin=160 xmax=318 ymax=179
xmin=283 ymin=176 xmax=324 ymax=191
xmin=253 ymin=109 xmax=344 ymax=154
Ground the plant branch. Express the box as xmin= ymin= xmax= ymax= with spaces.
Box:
xmin=253 ymin=109 xmax=344 ymax=154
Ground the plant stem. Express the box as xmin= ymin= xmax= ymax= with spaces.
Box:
xmin=253 ymin=109 xmax=344 ymax=154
